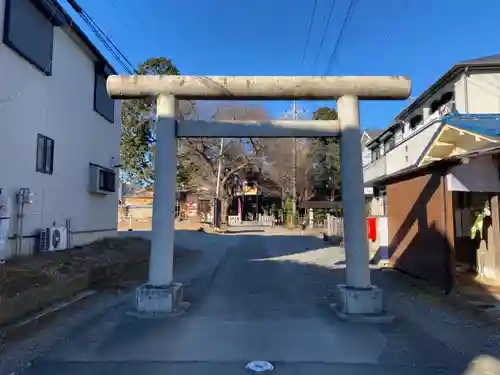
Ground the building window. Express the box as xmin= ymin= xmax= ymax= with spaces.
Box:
xmin=440 ymin=91 xmax=454 ymax=106
xmin=395 ymin=128 xmax=403 ymax=143
xmin=36 ymin=134 xmax=54 ymax=174
xmin=374 ymin=186 xmax=387 ymax=216
xmin=98 ymin=168 xmax=116 ymax=193
xmin=384 ymin=137 xmax=395 ymax=153
xmin=456 ymin=191 xmax=471 ymax=209
xmin=94 ymin=63 xmax=115 ymax=123
xmin=430 ymin=100 xmax=441 ymax=114
xmin=409 ymin=114 xmax=423 ymax=130
xmin=3 ymin=0 xmax=54 ymax=75
xmin=371 ymin=147 xmax=380 ymax=162
xmin=380 ymin=190 xmax=387 ymax=216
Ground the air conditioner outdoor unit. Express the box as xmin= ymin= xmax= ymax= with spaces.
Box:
xmin=40 ymin=227 xmax=68 ymax=252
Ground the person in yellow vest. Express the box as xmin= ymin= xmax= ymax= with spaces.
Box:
xmin=471 ymin=206 xmax=491 ymax=240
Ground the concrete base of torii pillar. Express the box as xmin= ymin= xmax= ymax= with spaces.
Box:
xmin=330 ymin=95 xmax=392 ymax=323
xmin=136 ymin=282 xmax=185 ymax=314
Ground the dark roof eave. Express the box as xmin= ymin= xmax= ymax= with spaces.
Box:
xmin=366 ymin=123 xmax=400 ymax=148
xmin=366 ymin=59 xmax=500 ymax=147
xmin=396 ymin=61 xmax=500 ymax=121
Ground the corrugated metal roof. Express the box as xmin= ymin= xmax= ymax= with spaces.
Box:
xmin=442 ymin=113 xmax=500 ymax=137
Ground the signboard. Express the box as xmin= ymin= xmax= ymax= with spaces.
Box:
xmin=187 ymin=201 xmax=198 ymax=216
xmin=243 ymin=186 xmax=258 ymax=195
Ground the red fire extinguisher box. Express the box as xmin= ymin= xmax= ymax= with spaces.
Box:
xmin=367 ymin=217 xmax=377 ymax=241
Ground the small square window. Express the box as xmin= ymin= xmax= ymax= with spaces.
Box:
xmin=36 ymin=134 xmax=54 ymax=174
xmin=98 ymin=169 xmax=116 ymax=193
xmin=384 ymin=137 xmax=395 ymax=153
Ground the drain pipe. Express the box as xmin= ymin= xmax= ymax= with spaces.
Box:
xmin=441 ymin=170 xmax=453 ymax=294
xmin=464 ymin=67 xmax=469 ymax=114
xmin=16 ymin=188 xmax=31 ymax=256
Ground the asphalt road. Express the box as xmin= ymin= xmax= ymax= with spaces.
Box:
xmin=21 ymin=228 xmax=500 ymax=374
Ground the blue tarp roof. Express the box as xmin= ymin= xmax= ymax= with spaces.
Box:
xmin=443 ymin=113 xmax=500 ymax=137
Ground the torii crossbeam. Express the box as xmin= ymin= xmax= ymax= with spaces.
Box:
xmin=107 ymin=75 xmax=411 ymax=320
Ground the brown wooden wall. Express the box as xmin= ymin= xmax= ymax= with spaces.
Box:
xmin=387 ymin=171 xmax=455 ymax=291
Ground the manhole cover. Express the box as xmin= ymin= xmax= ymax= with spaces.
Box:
xmin=246 ymin=360 xmax=274 ymax=373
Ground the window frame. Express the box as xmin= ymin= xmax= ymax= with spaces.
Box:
xmin=90 ymin=163 xmax=116 ymax=193
xmin=440 ymin=91 xmax=454 ymax=105
xmin=36 ymin=134 xmax=54 ymax=175
xmin=409 ymin=114 xmax=423 ymax=130
xmin=2 ymin=0 xmax=55 ymax=75
xmin=93 ymin=63 xmax=115 ymax=123
xmin=384 ymin=137 xmax=396 ymax=153
xmin=430 ymin=100 xmax=441 ymax=114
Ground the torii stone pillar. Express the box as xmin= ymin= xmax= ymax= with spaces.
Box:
xmin=107 ymin=75 xmax=411 ymax=319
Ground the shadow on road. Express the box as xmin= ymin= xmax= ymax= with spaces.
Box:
xmin=177 ymin=229 xmax=500 ymax=375
xmin=16 ymin=229 xmax=500 ymax=375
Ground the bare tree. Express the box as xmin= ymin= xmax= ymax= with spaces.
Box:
xmin=254 ymin=138 xmax=313 ymax=207
xmin=178 ymin=103 xmax=270 ymax=220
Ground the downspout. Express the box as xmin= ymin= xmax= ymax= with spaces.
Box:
xmin=464 ymin=67 xmax=469 ymax=114
xmin=441 ymin=169 xmax=454 ymax=294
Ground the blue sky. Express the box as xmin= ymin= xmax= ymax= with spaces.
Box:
xmin=61 ymin=0 xmax=500 ymax=130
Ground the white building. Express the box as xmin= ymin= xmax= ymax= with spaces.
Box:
xmin=360 ymin=130 xmax=382 ymax=196
xmin=363 ymin=55 xmax=500 ymax=215
xmin=0 ymin=0 xmax=121 ymax=257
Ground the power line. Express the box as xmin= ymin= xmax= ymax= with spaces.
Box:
xmin=108 ymin=0 xmax=134 ymax=33
xmin=1 ymin=0 xmax=138 ymax=105
xmin=311 ymin=0 xmax=337 ymax=73
xmin=323 ymin=0 xmax=360 ymax=75
xmin=378 ymin=1 xmax=406 ymax=51
xmin=300 ymin=0 xmax=318 ymax=70
xmin=67 ymin=0 xmax=137 ymax=74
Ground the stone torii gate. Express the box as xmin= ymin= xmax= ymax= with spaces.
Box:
xmin=107 ymin=75 xmax=411 ymax=319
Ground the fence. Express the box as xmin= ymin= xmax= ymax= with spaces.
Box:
xmin=226 ymin=215 xmax=274 ymax=227
xmin=118 ymin=205 xmax=153 ymax=231
xmin=259 ymin=214 xmax=274 ymax=227
xmin=324 ymin=215 xmax=344 ymax=238
xmin=227 ymin=215 xmax=242 ymax=226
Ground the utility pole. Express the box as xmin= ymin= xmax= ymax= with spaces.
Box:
xmin=213 ymin=109 xmax=225 ymax=227
xmin=215 ymin=138 xmax=224 ymax=199
xmin=291 ymin=101 xmax=297 ymax=220
xmin=284 ymin=102 xmax=304 ymax=222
